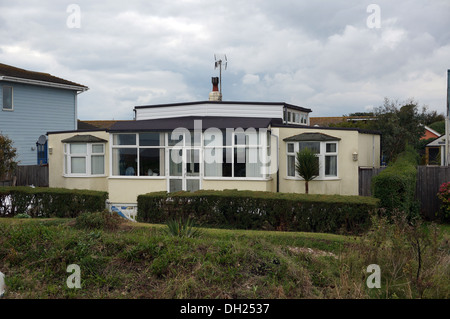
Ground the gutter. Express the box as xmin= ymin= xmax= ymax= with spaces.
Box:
xmin=0 ymin=75 xmax=89 ymax=92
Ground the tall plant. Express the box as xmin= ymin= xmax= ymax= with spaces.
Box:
xmin=0 ymin=134 xmax=17 ymax=180
xmin=295 ymin=147 xmax=319 ymax=194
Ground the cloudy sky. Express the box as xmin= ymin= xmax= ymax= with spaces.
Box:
xmin=1 ymin=0 xmax=449 ymax=120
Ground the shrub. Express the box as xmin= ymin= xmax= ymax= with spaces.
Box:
xmin=137 ymin=190 xmax=379 ymax=234
xmin=0 ymin=186 xmax=108 ymax=218
xmin=372 ymin=146 xmax=419 ymax=219
xmin=436 ymin=182 xmax=450 ymax=222
xmin=0 ymin=134 xmax=17 ymax=181
xmin=75 ymin=210 xmax=123 ymax=231
xmin=165 ymin=217 xmax=202 ymax=238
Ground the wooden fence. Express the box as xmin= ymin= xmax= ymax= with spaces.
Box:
xmin=359 ymin=166 xmax=450 ymax=220
xmin=14 ymin=165 xmax=49 ymax=187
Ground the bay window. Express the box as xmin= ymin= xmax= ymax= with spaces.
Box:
xmin=64 ymin=143 xmax=105 ymax=176
xmin=287 ymin=141 xmax=338 ymax=179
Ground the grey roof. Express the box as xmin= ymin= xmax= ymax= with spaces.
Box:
xmin=283 ymin=132 xmax=341 ymax=142
xmin=109 ymin=116 xmax=283 ymax=132
xmin=61 ymin=135 xmax=108 ymax=143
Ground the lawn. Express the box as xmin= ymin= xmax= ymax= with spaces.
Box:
xmin=0 ymin=215 xmax=448 ymax=299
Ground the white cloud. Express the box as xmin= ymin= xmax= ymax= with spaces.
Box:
xmin=0 ymin=0 xmax=449 ymax=119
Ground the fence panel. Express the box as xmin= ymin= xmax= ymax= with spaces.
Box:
xmin=416 ymin=166 xmax=450 ymax=220
xmin=14 ymin=165 xmax=49 ymax=187
xmin=358 ymin=167 xmax=386 ymax=196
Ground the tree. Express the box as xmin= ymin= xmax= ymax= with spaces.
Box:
xmin=0 ymin=133 xmax=18 ymax=180
xmin=372 ymin=98 xmax=426 ymax=163
xmin=295 ymin=147 xmax=319 ymax=194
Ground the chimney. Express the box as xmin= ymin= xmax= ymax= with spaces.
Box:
xmin=209 ymin=77 xmax=222 ymax=101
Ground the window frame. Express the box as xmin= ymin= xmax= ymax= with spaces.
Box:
xmin=286 ymin=141 xmax=339 ymax=180
xmin=111 ymin=133 xmax=166 ymax=178
xmin=203 ymin=129 xmax=270 ymax=180
xmin=2 ymin=86 xmax=13 ymax=111
xmin=64 ymin=142 xmax=106 ymax=177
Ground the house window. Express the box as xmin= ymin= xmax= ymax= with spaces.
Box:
xmin=2 ymin=86 xmax=13 ymax=111
xmin=64 ymin=143 xmax=105 ymax=176
xmin=287 ymin=141 xmax=338 ymax=179
xmin=203 ymin=129 xmax=268 ymax=178
xmin=112 ymin=133 xmax=165 ymax=176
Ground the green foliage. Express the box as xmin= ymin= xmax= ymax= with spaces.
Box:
xmin=372 ymin=146 xmax=419 ymax=218
xmin=436 ymin=182 xmax=450 ymax=222
xmin=0 ymin=186 xmax=108 ymax=218
xmin=428 ymin=120 xmax=445 ymax=135
xmin=165 ymin=217 xmax=202 ymax=238
xmin=295 ymin=148 xmax=319 ymax=194
xmin=137 ymin=190 xmax=379 ymax=235
xmin=75 ymin=210 xmax=123 ymax=231
xmin=0 ymin=134 xmax=17 ymax=180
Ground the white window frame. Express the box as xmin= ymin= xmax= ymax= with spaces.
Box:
xmin=286 ymin=110 xmax=308 ymax=125
xmin=64 ymin=143 xmax=105 ymax=177
xmin=2 ymin=86 xmax=13 ymax=111
xmin=286 ymin=141 xmax=339 ymax=180
xmin=203 ymin=129 xmax=270 ymax=180
xmin=110 ymin=132 xmax=166 ymax=179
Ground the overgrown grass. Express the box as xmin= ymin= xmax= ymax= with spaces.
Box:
xmin=0 ymin=215 xmax=448 ymax=299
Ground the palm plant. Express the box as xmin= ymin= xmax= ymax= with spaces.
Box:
xmin=295 ymin=147 xmax=319 ymax=194
xmin=166 ymin=217 xmax=202 ymax=238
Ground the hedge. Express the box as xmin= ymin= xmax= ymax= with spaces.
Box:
xmin=137 ymin=190 xmax=379 ymax=234
xmin=371 ymin=146 xmax=419 ymax=217
xmin=0 ymin=186 xmax=108 ymax=218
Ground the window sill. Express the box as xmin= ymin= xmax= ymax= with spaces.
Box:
xmin=203 ymin=177 xmax=272 ymax=181
xmin=2 ymin=108 xmax=14 ymax=112
xmin=63 ymin=175 xmax=107 ymax=178
xmin=108 ymin=176 xmax=166 ymax=179
xmin=284 ymin=176 xmax=340 ymax=181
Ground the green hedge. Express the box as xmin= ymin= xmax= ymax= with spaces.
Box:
xmin=0 ymin=186 xmax=108 ymax=218
xmin=372 ymin=147 xmax=419 ymax=217
xmin=137 ymin=190 xmax=379 ymax=234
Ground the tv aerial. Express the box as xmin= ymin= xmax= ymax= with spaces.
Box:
xmin=214 ymin=54 xmax=227 ymax=94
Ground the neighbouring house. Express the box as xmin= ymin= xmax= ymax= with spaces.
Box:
xmin=421 ymin=125 xmax=441 ymax=141
xmin=47 ymin=77 xmax=381 ymax=219
xmin=425 ymin=135 xmax=445 ymax=165
xmin=0 ymin=63 xmax=88 ymax=166
xmin=309 ymin=115 xmax=376 ymax=127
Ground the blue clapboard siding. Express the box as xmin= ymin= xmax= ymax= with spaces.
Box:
xmin=0 ymin=81 xmax=77 ymax=165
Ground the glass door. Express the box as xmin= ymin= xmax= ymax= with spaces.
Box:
xmin=167 ymin=131 xmax=202 ymax=192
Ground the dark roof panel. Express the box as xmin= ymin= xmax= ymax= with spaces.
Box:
xmin=109 ymin=116 xmax=282 ymax=132
xmin=61 ymin=135 xmax=108 ymax=143
xmin=284 ymin=132 xmax=341 ymax=142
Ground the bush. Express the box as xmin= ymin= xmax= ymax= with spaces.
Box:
xmin=0 ymin=186 xmax=108 ymax=218
xmin=137 ymin=190 xmax=379 ymax=234
xmin=372 ymin=146 xmax=419 ymax=219
xmin=165 ymin=217 xmax=202 ymax=238
xmin=436 ymin=182 xmax=450 ymax=222
xmin=75 ymin=210 xmax=123 ymax=231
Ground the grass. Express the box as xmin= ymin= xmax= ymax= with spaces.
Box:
xmin=0 ymin=216 xmax=448 ymax=299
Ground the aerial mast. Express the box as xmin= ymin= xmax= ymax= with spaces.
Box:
xmin=214 ymin=54 xmax=227 ymax=97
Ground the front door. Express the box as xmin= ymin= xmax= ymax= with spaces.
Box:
xmin=168 ymin=147 xmax=201 ymax=192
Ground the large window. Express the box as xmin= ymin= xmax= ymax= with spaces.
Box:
xmin=2 ymin=86 xmax=13 ymax=111
xmin=64 ymin=143 xmax=105 ymax=176
xmin=287 ymin=141 xmax=338 ymax=179
xmin=203 ymin=129 xmax=269 ymax=178
xmin=112 ymin=133 xmax=165 ymax=176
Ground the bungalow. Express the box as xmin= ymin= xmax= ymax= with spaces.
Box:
xmin=47 ymin=77 xmax=381 ymax=219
